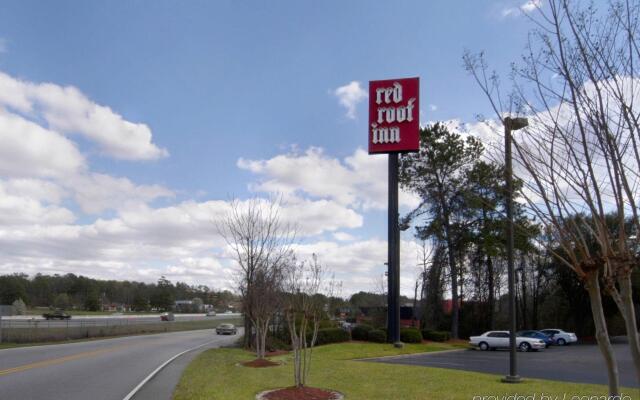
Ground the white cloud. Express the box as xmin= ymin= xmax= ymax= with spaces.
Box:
xmin=292 ymin=238 xmax=423 ymax=296
xmin=0 ymin=71 xmax=167 ymax=160
xmin=0 ymin=186 xmax=75 ymax=226
xmin=1 ymin=179 xmax=67 ymax=204
xmin=520 ymin=0 xmax=542 ymax=12
xmin=333 ymin=231 xmax=356 ymax=241
xmin=0 ymin=110 xmax=86 ymax=178
xmin=332 ymin=81 xmax=367 ymax=119
xmin=238 ymin=147 xmax=421 ymax=210
xmin=501 ymin=0 xmax=542 ymax=18
xmin=429 ymin=104 xmax=438 ymax=111
xmin=68 ymin=173 xmax=174 ymax=214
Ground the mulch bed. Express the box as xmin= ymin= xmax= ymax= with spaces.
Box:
xmin=261 ymin=387 xmax=342 ymax=400
xmin=242 ymin=358 xmax=281 ymax=368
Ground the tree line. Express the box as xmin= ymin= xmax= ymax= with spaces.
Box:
xmin=0 ymin=273 xmax=239 ymax=312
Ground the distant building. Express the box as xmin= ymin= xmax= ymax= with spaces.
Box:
xmin=174 ymin=300 xmax=204 ymax=313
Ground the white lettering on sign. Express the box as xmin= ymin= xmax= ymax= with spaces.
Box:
xmin=372 ymin=82 xmax=416 ymax=144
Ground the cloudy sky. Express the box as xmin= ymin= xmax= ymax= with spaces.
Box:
xmin=0 ymin=0 xmax=554 ymax=296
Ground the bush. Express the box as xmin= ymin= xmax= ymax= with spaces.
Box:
xmin=318 ymin=319 xmax=336 ymax=329
xmin=266 ymin=335 xmax=291 ymax=351
xmin=312 ymin=328 xmax=350 ymax=346
xmin=12 ymin=298 xmax=27 ymax=315
xmin=400 ymin=328 xmax=423 ymax=343
xmin=351 ymin=324 xmax=373 ymax=341
xmin=368 ymin=329 xmax=387 ymax=343
xmin=422 ymin=330 xmax=450 ymax=342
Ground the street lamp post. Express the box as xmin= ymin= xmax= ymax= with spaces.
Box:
xmin=502 ymin=116 xmax=528 ymax=384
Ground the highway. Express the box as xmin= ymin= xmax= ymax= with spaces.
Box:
xmin=0 ymin=328 xmax=240 ymax=400
xmin=2 ymin=313 xmax=242 ymax=328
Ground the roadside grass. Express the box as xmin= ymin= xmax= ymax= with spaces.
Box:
xmin=173 ymin=342 xmax=638 ymax=400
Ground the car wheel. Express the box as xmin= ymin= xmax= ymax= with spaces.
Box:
xmin=479 ymin=342 xmax=489 ymax=351
xmin=519 ymin=342 xmax=531 ymax=352
xmin=557 ymin=338 xmax=566 ymax=346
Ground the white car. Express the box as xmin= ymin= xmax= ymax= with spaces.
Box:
xmin=540 ymin=329 xmax=578 ymax=345
xmin=469 ymin=331 xmax=546 ymax=352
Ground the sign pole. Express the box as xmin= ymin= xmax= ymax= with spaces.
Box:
xmin=369 ymin=77 xmax=419 ymax=348
xmin=388 ymin=152 xmax=401 ymax=347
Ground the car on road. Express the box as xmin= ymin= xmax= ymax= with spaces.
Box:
xmin=469 ymin=331 xmax=546 ymax=352
xmin=206 ymin=310 xmax=217 ymax=317
xmin=160 ymin=312 xmax=175 ymax=321
xmin=540 ymin=329 xmax=578 ymax=345
xmin=216 ymin=323 xmax=237 ymax=335
xmin=517 ymin=330 xmax=554 ymax=347
xmin=42 ymin=309 xmax=71 ymax=320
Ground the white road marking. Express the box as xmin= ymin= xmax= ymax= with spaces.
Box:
xmin=122 ymin=338 xmax=218 ymax=400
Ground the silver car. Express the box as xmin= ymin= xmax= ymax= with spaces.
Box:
xmin=216 ymin=323 xmax=237 ymax=335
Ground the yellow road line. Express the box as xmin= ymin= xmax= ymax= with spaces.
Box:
xmin=0 ymin=344 xmax=131 ymax=377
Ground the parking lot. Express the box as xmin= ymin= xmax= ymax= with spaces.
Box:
xmin=370 ymin=344 xmax=637 ymax=388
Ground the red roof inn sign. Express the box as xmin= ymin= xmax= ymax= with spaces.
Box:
xmin=368 ymin=76 xmax=420 ymax=347
xmin=368 ymin=77 xmax=420 ymax=154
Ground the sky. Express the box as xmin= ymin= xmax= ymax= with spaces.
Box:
xmin=0 ymin=0 xmax=562 ymax=297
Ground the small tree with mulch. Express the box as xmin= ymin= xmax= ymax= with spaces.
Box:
xmin=283 ymin=254 xmax=337 ymax=388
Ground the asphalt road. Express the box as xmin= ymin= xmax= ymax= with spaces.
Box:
xmin=2 ymin=313 xmax=242 ymax=328
xmin=371 ymin=343 xmax=638 ymax=389
xmin=0 ymin=328 xmax=240 ymax=400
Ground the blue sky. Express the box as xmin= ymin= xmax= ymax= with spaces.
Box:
xmin=0 ymin=0 xmax=559 ymax=295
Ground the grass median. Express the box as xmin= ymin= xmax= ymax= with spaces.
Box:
xmin=173 ymin=342 xmax=637 ymax=400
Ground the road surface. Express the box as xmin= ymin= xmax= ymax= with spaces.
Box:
xmin=0 ymin=328 xmax=240 ymax=400
xmin=2 ymin=313 xmax=242 ymax=328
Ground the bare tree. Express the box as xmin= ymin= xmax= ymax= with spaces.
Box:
xmin=283 ymin=254 xmax=335 ymax=388
xmin=465 ymin=0 xmax=640 ymax=393
xmin=244 ymin=257 xmax=287 ymax=359
xmin=217 ymin=197 xmax=294 ymax=358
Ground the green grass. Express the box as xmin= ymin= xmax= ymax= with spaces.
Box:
xmin=173 ymin=342 xmax=639 ymax=400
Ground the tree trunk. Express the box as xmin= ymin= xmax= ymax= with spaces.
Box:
xmin=243 ymin=317 xmax=252 ymax=349
xmin=586 ymin=272 xmax=620 ymax=396
xmin=617 ymin=273 xmax=640 ymax=385
xmin=442 ymin=205 xmax=459 ymax=339
xmin=254 ymin=322 xmax=262 ymax=359
xmin=487 ymin=255 xmax=495 ymax=330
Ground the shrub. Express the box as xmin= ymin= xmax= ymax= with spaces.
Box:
xmin=368 ymin=329 xmax=387 ymax=343
xmin=12 ymin=298 xmax=27 ymax=315
xmin=312 ymin=328 xmax=350 ymax=346
xmin=318 ymin=319 xmax=336 ymax=329
xmin=266 ymin=335 xmax=291 ymax=351
xmin=351 ymin=324 xmax=373 ymax=341
xmin=400 ymin=328 xmax=423 ymax=343
xmin=422 ymin=330 xmax=450 ymax=342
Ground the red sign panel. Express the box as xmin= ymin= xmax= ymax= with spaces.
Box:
xmin=368 ymin=77 xmax=420 ymax=154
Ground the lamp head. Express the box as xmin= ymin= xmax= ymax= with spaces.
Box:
xmin=505 ymin=116 xmax=528 ymax=130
